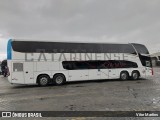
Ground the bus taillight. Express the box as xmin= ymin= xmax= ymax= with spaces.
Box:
xmin=152 ymin=68 xmax=154 ymax=75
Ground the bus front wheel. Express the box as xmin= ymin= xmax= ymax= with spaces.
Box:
xmin=38 ymin=75 xmax=50 ymax=86
xmin=53 ymin=74 xmax=66 ymax=85
xmin=120 ymin=72 xmax=129 ymax=80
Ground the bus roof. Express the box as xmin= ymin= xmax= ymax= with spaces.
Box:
xmin=10 ymin=39 xmax=132 ymax=45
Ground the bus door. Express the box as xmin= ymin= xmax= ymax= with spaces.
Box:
xmin=138 ymin=54 xmax=153 ymax=77
xmin=24 ymin=62 xmax=34 ymax=84
xmin=145 ymin=61 xmax=153 ymax=77
xmin=11 ymin=62 xmax=24 ymax=84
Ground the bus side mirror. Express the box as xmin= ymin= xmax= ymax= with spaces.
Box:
xmin=98 ymin=69 xmax=100 ymax=72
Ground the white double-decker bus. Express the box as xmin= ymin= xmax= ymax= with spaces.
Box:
xmin=7 ymin=39 xmax=153 ymax=86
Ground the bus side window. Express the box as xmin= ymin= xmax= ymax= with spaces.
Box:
xmin=62 ymin=62 xmax=73 ymax=70
xmin=13 ymin=63 xmax=23 ymax=72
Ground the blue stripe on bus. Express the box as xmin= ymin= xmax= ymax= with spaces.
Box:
xmin=7 ymin=39 xmax=12 ymax=60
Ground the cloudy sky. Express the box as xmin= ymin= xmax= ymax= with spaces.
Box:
xmin=0 ymin=0 xmax=160 ymax=60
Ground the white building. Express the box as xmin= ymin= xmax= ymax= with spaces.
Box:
xmin=150 ymin=52 xmax=160 ymax=66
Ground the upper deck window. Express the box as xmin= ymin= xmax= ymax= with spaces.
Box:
xmin=12 ymin=41 xmax=136 ymax=54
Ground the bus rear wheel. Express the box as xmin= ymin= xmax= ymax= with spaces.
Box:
xmin=38 ymin=75 xmax=50 ymax=86
xmin=132 ymin=71 xmax=139 ymax=80
xmin=120 ymin=72 xmax=129 ymax=80
xmin=53 ymin=74 xmax=66 ymax=85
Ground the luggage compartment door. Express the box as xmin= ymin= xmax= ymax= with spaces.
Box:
xmin=24 ymin=62 xmax=34 ymax=84
xmin=11 ymin=62 xmax=24 ymax=84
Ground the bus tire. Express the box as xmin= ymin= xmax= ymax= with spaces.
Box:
xmin=120 ymin=71 xmax=129 ymax=80
xmin=131 ymin=71 xmax=139 ymax=80
xmin=53 ymin=74 xmax=66 ymax=85
xmin=37 ymin=75 xmax=50 ymax=86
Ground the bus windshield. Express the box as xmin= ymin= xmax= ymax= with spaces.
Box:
xmin=132 ymin=43 xmax=149 ymax=54
xmin=132 ymin=43 xmax=152 ymax=67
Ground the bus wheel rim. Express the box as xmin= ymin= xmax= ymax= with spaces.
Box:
xmin=133 ymin=73 xmax=138 ymax=79
xmin=121 ymin=73 xmax=127 ymax=80
xmin=56 ymin=76 xmax=63 ymax=84
xmin=40 ymin=77 xmax=48 ymax=85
